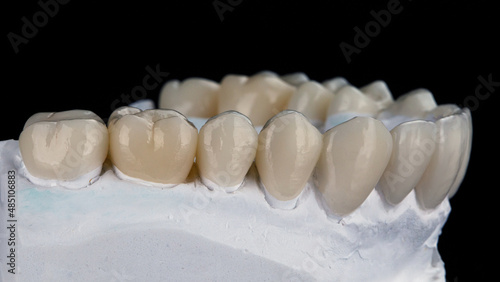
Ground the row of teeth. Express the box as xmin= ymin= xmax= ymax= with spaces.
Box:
xmin=18 ymin=71 xmax=472 ymax=216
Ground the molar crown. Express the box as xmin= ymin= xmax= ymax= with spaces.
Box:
xmin=19 ymin=110 xmax=109 ymax=189
xmin=108 ymin=106 xmax=197 ymax=187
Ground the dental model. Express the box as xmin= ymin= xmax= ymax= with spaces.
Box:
xmin=0 ymin=71 xmax=472 ymax=281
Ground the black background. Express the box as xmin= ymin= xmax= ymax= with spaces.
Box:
xmin=3 ymin=0 xmax=498 ymax=280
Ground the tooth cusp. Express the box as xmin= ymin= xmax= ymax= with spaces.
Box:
xmin=280 ymin=72 xmax=310 ymax=86
xmin=360 ymin=80 xmax=394 ymax=110
xmin=322 ymin=77 xmax=349 ymax=93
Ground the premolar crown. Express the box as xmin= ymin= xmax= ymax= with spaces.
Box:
xmin=108 ymin=107 xmax=198 ymax=187
xmin=256 ymin=110 xmax=322 ymax=209
xmin=378 ymin=88 xmax=438 ymax=130
xmin=197 ymin=110 xmax=258 ymax=192
xmin=378 ymin=120 xmax=437 ymax=205
xmin=415 ymin=107 xmax=469 ymax=209
xmin=19 ymin=110 xmax=109 ymax=188
xmin=287 ymin=81 xmax=333 ymax=126
xmin=360 ymin=80 xmax=394 ymax=110
xmin=316 ymin=116 xmax=393 ymax=216
xmin=324 ymin=85 xmax=379 ymax=130
xmin=217 ymin=73 xmax=295 ymax=126
xmin=159 ymin=78 xmax=220 ymax=118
